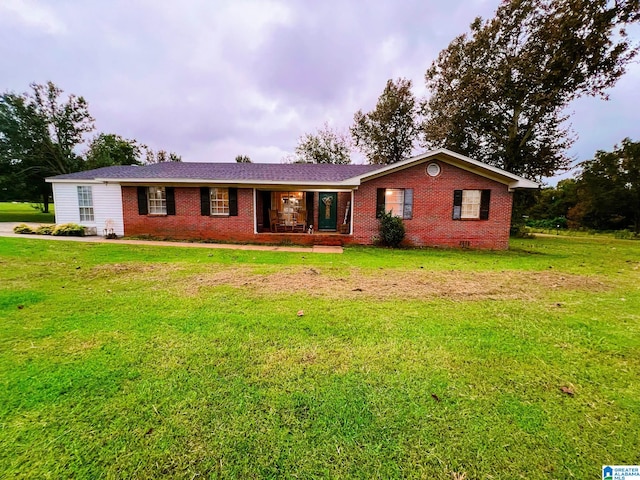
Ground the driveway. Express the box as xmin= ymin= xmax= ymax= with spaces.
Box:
xmin=0 ymin=222 xmax=343 ymax=253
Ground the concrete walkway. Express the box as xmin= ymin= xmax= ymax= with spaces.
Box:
xmin=0 ymin=222 xmax=343 ymax=254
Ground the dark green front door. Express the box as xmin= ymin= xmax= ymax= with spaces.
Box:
xmin=318 ymin=192 xmax=338 ymax=231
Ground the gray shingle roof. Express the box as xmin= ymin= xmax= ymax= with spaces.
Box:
xmin=49 ymin=162 xmax=383 ymax=183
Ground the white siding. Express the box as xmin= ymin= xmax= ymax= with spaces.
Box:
xmin=94 ymin=183 xmax=125 ymax=236
xmin=51 ymin=182 xmax=124 ymax=236
xmin=52 ymin=183 xmax=82 ymax=225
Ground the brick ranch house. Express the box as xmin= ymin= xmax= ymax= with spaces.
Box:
xmin=46 ymin=148 xmax=539 ymax=249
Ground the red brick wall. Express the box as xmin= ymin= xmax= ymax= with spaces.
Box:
xmin=351 ymin=161 xmax=513 ymax=249
xmin=123 ymin=187 xmax=255 ymax=242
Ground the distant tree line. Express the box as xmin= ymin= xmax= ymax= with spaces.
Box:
xmin=525 ymin=138 xmax=640 ymax=235
xmin=0 ymin=81 xmax=181 ymax=210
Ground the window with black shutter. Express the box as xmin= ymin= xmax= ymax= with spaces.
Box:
xmin=453 ymin=189 xmax=490 ymax=220
xmin=377 ymin=188 xmax=413 ymax=219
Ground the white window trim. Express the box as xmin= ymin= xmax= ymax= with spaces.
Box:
xmin=77 ymin=186 xmax=94 ymax=222
xmin=148 ymin=186 xmax=167 ymax=215
xmin=210 ymin=187 xmax=230 ymax=216
xmin=461 ymin=190 xmax=481 ymax=219
xmin=385 ymin=188 xmax=405 ymax=218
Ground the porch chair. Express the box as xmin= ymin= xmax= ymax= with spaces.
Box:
xmin=294 ymin=210 xmax=307 ymax=233
xmin=269 ymin=209 xmax=284 ymax=232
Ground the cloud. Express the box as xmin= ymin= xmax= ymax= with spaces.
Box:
xmin=0 ymin=0 xmax=67 ymax=35
xmin=0 ymin=0 xmax=638 ymax=171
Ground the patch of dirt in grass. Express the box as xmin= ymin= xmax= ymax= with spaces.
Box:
xmin=183 ymin=266 xmax=608 ymax=301
xmin=86 ymin=262 xmax=183 ymax=278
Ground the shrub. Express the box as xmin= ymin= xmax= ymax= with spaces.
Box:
xmin=379 ymin=211 xmax=405 ymax=248
xmin=52 ymin=223 xmax=85 ymax=237
xmin=525 ymin=217 xmax=568 ymax=229
xmin=510 ymin=225 xmax=534 ymax=238
xmin=35 ymin=224 xmax=55 ymax=235
xmin=13 ymin=224 xmax=34 ymax=234
xmin=614 ymin=229 xmax=640 ymax=240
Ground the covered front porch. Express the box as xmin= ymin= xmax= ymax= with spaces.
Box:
xmin=255 ymin=189 xmax=353 ymax=235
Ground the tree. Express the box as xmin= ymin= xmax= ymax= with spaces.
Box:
xmin=421 ymin=0 xmax=640 ymax=181
xmin=143 ymin=148 xmax=182 ymax=164
xmin=571 ymin=138 xmax=640 ymax=233
xmin=351 ymin=78 xmax=419 ymax=165
xmin=293 ymin=123 xmax=352 ymax=164
xmin=85 ymin=133 xmax=142 ymax=169
xmin=235 ymin=155 xmax=252 ymax=163
xmin=523 ymin=178 xmax=579 ymax=228
xmin=0 ymin=82 xmax=95 ymax=210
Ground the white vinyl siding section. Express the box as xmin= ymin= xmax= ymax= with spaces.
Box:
xmin=51 ymin=183 xmax=125 ymax=235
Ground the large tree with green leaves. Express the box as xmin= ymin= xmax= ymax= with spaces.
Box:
xmin=351 ymin=78 xmax=419 ymax=165
xmin=0 ymin=82 xmax=94 ymax=210
xmin=85 ymin=133 xmax=142 ymax=169
xmin=421 ymin=0 xmax=639 ymax=181
xmin=570 ymin=138 xmax=640 ymax=233
xmin=293 ymin=123 xmax=352 ymax=164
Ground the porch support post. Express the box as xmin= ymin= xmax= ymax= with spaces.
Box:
xmin=253 ymin=188 xmax=257 ymax=234
xmin=350 ymin=190 xmax=354 ymax=235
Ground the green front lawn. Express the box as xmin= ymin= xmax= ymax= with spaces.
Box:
xmin=0 ymin=236 xmax=638 ymax=479
xmin=0 ymin=202 xmax=55 ymax=223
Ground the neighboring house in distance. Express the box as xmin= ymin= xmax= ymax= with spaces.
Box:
xmin=46 ymin=149 xmax=539 ymax=249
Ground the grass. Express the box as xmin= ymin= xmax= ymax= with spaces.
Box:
xmin=0 ymin=202 xmax=55 ymax=223
xmin=0 ymin=235 xmax=638 ymax=479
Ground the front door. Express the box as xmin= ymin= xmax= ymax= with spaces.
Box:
xmin=318 ymin=192 xmax=337 ymax=231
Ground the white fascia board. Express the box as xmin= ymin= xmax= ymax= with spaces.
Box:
xmin=46 ymin=178 xmax=102 ymax=184
xmin=111 ymin=178 xmax=360 ymax=190
xmin=350 ymin=148 xmax=540 ymax=190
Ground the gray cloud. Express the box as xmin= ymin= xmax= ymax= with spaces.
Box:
xmin=0 ymin=0 xmax=638 ymax=176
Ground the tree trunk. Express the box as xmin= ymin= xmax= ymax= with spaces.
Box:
xmin=40 ymin=184 xmax=50 ymax=213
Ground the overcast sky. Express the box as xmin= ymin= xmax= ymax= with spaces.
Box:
xmin=1 ymin=0 xmax=638 ymax=184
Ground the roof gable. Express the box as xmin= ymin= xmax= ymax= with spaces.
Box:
xmin=355 ymin=149 xmax=539 ymax=190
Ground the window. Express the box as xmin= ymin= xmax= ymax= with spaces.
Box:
xmin=376 ymin=188 xmax=413 ymax=219
xmin=199 ymin=187 xmax=238 ymax=216
xmin=461 ymin=190 xmax=481 ymax=219
xmin=385 ymin=189 xmax=404 ymax=217
xmin=77 ymin=186 xmax=94 ymax=222
xmin=147 ymin=186 xmax=166 ymax=214
xmin=453 ymin=189 xmax=491 ymax=220
xmin=210 ymin=188 xmax=229 ymax=215
xmin=426 ymin=162 xmax=441 ymax=177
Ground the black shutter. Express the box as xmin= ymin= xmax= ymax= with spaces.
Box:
xmin=403 ymin=189 xmax=413 ymax=220
xmin=453 ymin=190 xmax=462 ymax=220
xmin=137 ymin=187 xmax=148 ymax=215
xmin=166 ymin=187 xmax=175 ymax=215
xmin=229 ymin=188 xmax=238 ymax=216
xmin=376 ymin=188 xmax=385 ymax=218
xmin=480 ymin=189 xmax=491 ymax=220
xmin=200 ymin=187 xmax=210 ymax=216
xmin=306 ymin=191 xmax=314 ymax=227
